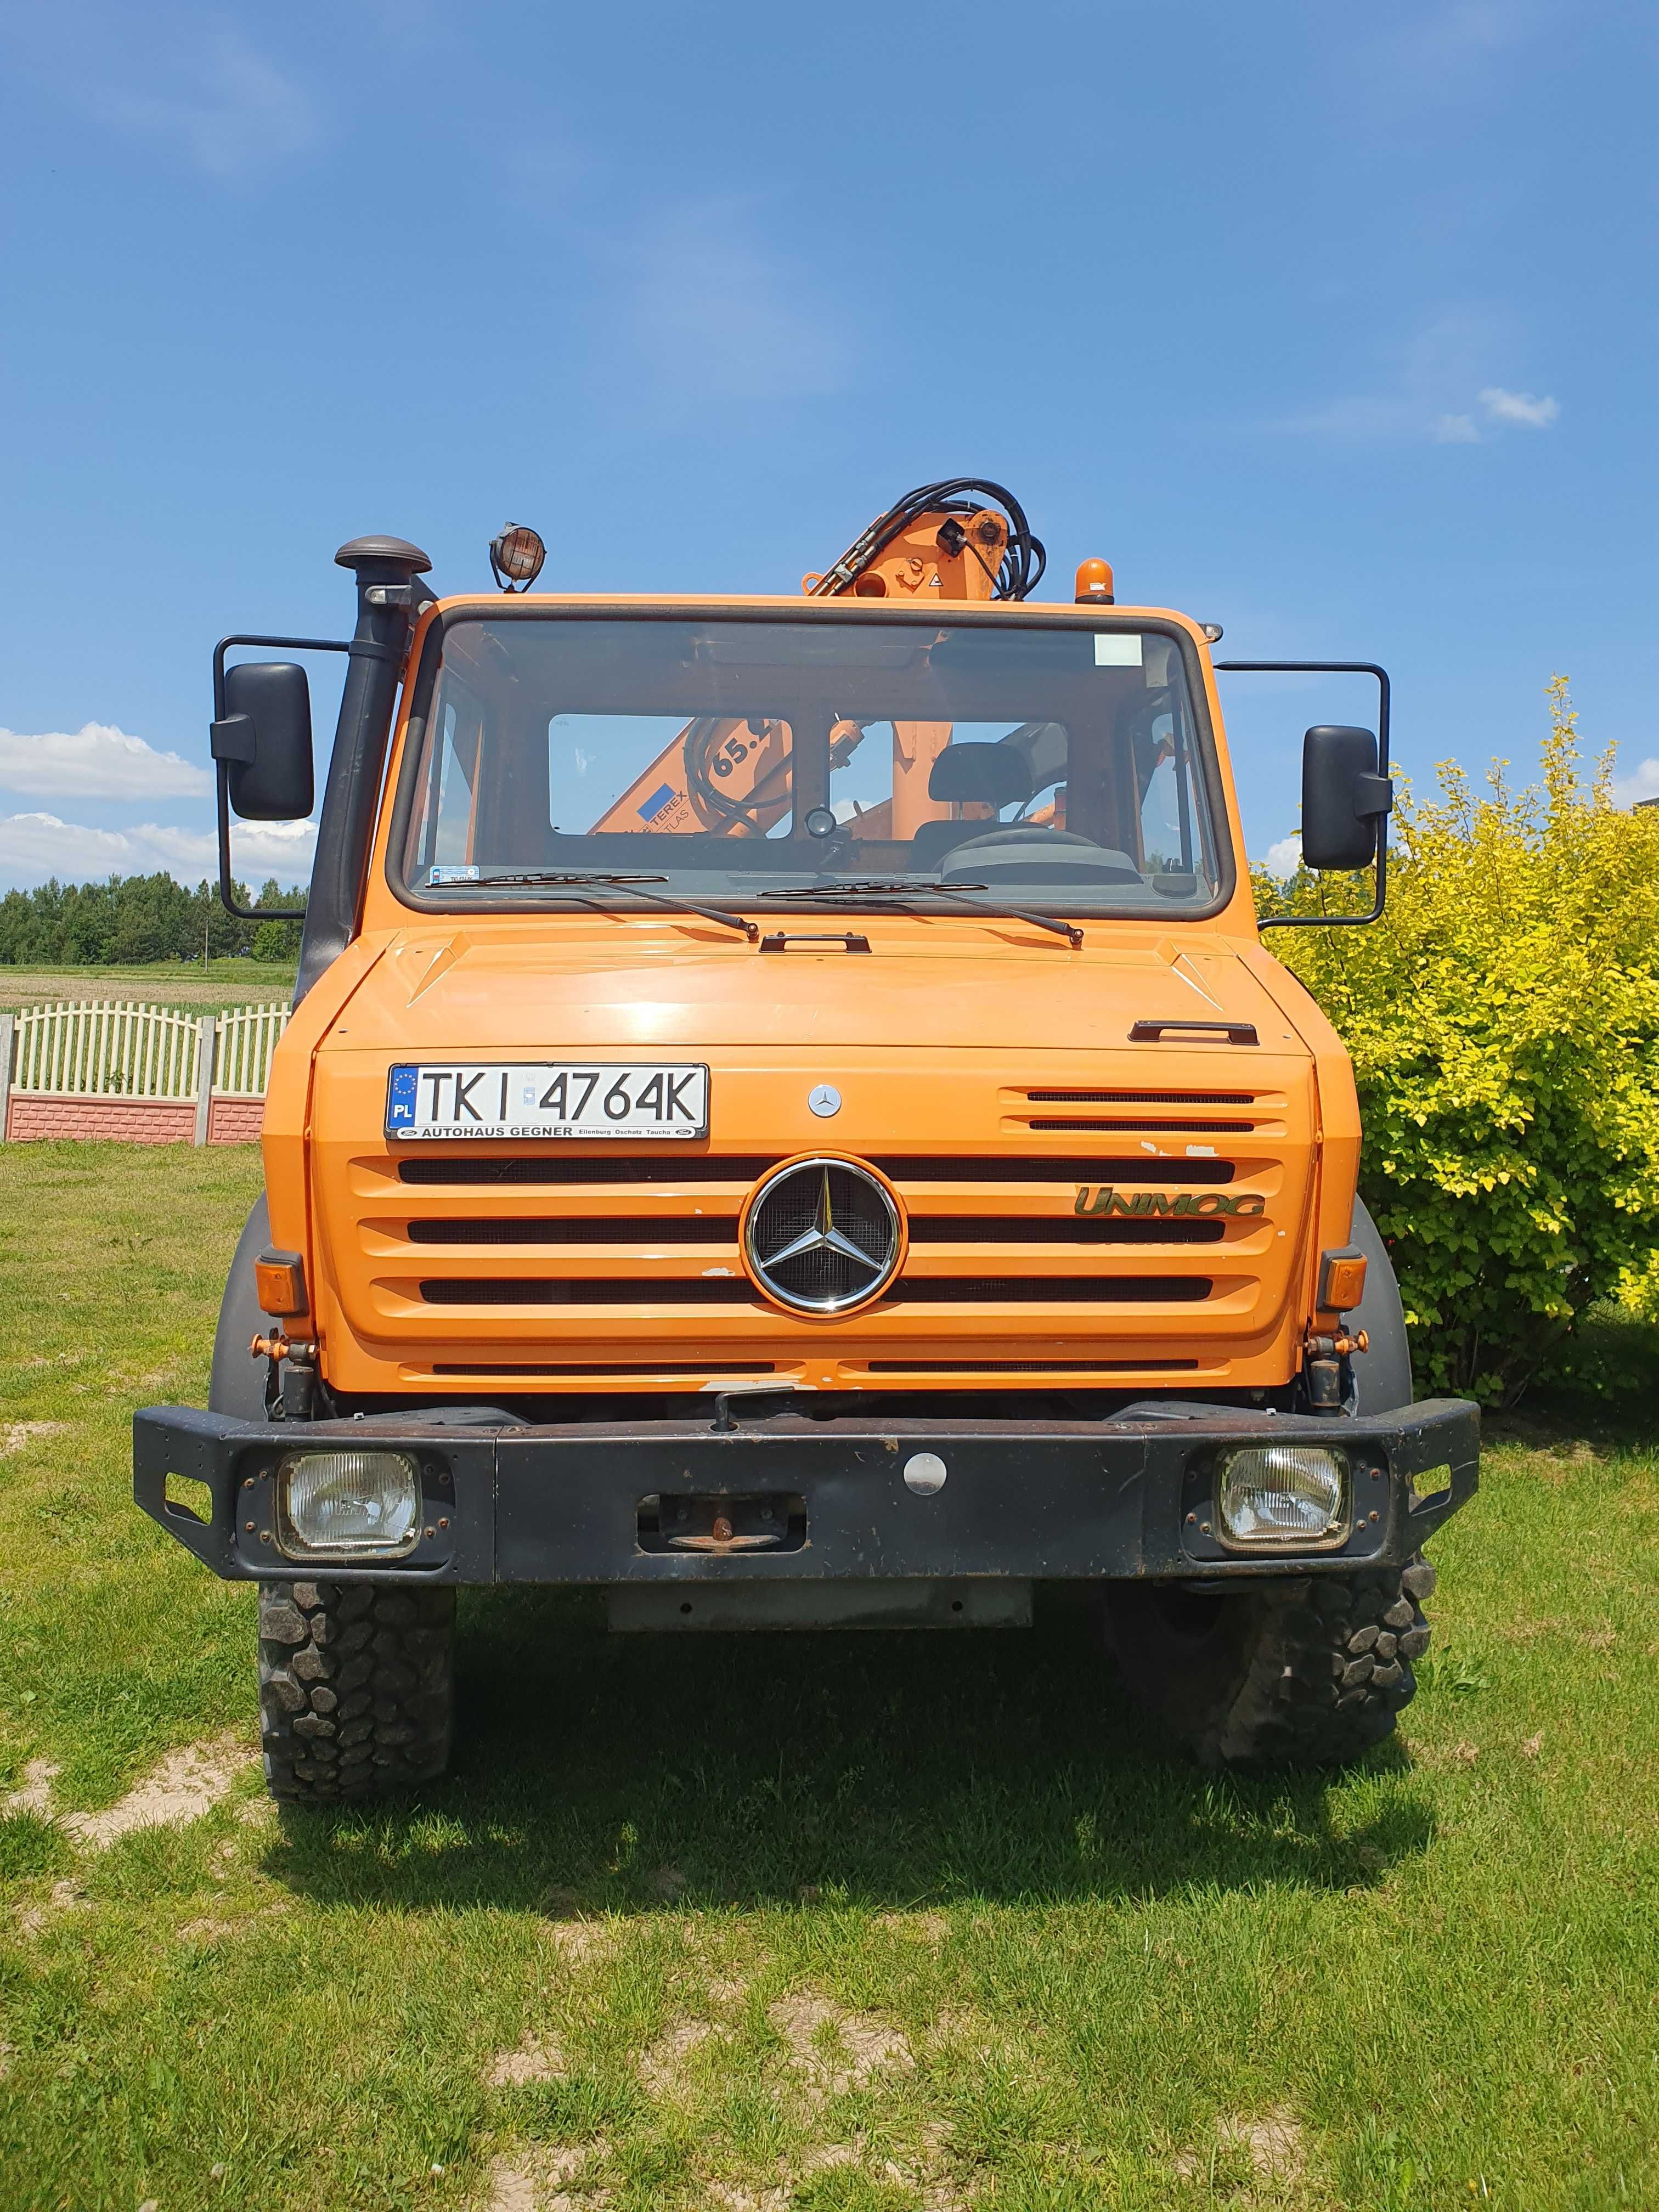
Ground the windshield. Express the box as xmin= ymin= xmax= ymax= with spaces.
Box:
xmin=395 ymin=614 xmax=1228 ymax=913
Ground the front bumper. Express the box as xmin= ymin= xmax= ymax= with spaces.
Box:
xmin=134 ymin=1396 xmax=1478 ymax=1588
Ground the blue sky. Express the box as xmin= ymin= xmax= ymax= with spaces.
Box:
xmin=1 ymin=0 xmax=1654 ymax=893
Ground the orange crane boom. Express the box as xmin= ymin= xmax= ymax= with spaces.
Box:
xmin=589 ymin=484 xmax=1043 ymax=839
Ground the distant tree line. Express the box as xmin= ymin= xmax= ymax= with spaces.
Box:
xmin=0 ymin=875 xmax=307 ymax=966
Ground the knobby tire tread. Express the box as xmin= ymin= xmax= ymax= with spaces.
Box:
xmin=1107 ymin=1555 xmax=1436 ymax=1770
xmin=258 ymin=1581 xmax=455 ymax=1804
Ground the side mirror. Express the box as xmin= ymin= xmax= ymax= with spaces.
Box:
xmin=1300 ymin=724 xmax=1391 ymax=871
xmin=212 ymin=662 xmax=314 ymax=820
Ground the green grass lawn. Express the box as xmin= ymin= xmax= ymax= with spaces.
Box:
xmin=1 ymin=1143 xmax=1656 ymax=2212
xmin=0 ymin=963 xmax=295 ymax=1013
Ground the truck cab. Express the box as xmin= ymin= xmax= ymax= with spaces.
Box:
xmin=136 ymin=490 xmax=1476 ymax=1802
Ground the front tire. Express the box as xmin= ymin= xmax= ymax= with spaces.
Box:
xmin=258 ymin=1581 xmax=455 ymax=1804
xmin=1103 ymin=1556 xmax=1435 ymax=1769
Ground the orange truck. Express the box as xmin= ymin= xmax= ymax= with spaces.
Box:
xmin=135 ymin=481 xmax=1477 ymax=1802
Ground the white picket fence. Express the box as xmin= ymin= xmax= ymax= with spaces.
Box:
xmin=0 ymin=1000 xmax=290 ymax=1138
xmin=212 ymin=1003 xmax=292 ymax=1098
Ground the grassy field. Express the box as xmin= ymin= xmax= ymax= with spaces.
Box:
xmin=1 ymin=1143 xmax=1656 ymax=2211
xmin=0 ymin=963 xmax=295 ymax=1013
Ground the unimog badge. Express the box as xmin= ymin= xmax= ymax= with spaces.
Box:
xmin=1074 ymin=1186 xmax=1266 ymax=1217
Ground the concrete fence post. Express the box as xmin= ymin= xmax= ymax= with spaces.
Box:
xmin=194 ymin=1015 xmax=217 ymax=1146
xmin=0 ymin=1011 xmax=14 ymax=1143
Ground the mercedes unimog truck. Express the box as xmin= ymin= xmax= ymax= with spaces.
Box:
xmin=134 ymin=481 xmax=1477 ymax=1803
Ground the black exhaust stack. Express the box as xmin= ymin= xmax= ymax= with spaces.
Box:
xmin=294 ymin=535 xmax=432 ymax=1003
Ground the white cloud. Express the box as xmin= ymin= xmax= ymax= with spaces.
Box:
xmin=618 ymin=198 xmax=855 ymax=403
xmin=1612 ymin=759 xmax=1659 ymax=810
xmin=1260 ymin=835 xmax=1302 ymax=878
xmin=0 ymin=812 xmax=314 ymax=889
xmin=86 ymin=30 xmax=317 ymax=178
xmin=1479 ymin=386 xmax=1559 ymax=429
xmin=1279 ymin=308 xmax=1561 ymax=446
xmin=0 ymin=723 xmax=210 ymax=800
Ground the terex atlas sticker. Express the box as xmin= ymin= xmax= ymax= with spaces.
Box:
xmin=1075 ymin=1186 xmax=1265 ymax=1217
xmin=386 ymin=1062 xmax=709 ymax=1140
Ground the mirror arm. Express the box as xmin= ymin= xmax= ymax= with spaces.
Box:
xmin=1214 ymin=659 xmax=1390 ymax=931
xmin=210 ymin=633 xmax=353 ymax=923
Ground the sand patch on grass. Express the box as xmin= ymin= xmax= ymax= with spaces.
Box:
xmin=0 ymin=1421 xmax=67 ymax=1457
xmin=541 ymin=1917 xmax=613 ymax=1966
xmin=3 ymin=1758 xmax=61 ymax=1818
xmin=61 ymin=1730 xmax=253 ymax=1848
xmin=482 ymin=2144 xmax=606 ymax=2211
xmin=15 ymin=1878 xmax=87 ymax=1936
xmin=874 ymin=1908 xmax=949 ymax=1944
xmin=1175 ymin=2107 xmax=1308 ymax=2188
xmin=638 ymin=2017 xmax=729 ymax=2096
xmin=487 ymin=2031 xmax=568 ymax=2088
xmin=768 ymin=1991 xmax=913 ymax=2097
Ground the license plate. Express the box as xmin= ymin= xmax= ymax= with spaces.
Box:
xmin=385 ymin=1062 xmax=709 ymax=1141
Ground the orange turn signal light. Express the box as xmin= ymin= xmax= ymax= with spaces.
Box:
xmin=255 ymin=1249 xmax=308 ymax=1317
xmin=1074 ymin=557 xmax=1115 ymax=605
xmin=1318 ymin=1248 xmax=1368 ymax=1312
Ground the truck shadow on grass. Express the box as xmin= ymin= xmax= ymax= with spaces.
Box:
xmin=263 ymin=1587 xmax=1434 ymax=1915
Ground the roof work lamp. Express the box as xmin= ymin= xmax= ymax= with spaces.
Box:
xmin=489 ymin=523 xmax=546 ymax=592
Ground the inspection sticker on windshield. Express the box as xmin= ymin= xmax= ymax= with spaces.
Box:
xmin=385 ymin=1063 xmax=709 ymax=1140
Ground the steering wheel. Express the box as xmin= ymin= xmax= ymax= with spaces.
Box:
xmin=943 ymin=826 xmax=1142 ymax=885
xmin=944 ymin=827 xmax=1103 ymax=862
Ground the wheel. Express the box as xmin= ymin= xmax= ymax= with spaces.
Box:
xmin=210 ymin=1195 xmax=274 ymax=1420
xmin=1348 ymin=1196 xmax=1414 ymax=1415
xmin=1102 ymin=1555 xmax=1436 ymax=1769
xmin=257 ymin=1580 xmax=455 ymax=1803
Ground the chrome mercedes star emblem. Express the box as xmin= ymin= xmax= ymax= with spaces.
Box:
xmin=743 ymin=1157 xmax=901 ymax=1314
xmin=808 ymin=1084 xmax=842 ymax=1118
xmin=765 ymin=1167 xmax=883 ymax=1277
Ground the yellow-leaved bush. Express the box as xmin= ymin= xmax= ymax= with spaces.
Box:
xmin=1256 ymin=680 xmax=1659 ymax=1404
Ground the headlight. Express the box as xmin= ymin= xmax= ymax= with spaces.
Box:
xmin=278 ymin=1450 xmax=420 ymax=1557
xmin=1215 ymin=1444 xmax=1350 ymax=1548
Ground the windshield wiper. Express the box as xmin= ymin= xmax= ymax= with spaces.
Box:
xmin=454 ymin=870 xmax=758 ymax=941
xmin=759 ymin=878 xmax=1083 ymax=948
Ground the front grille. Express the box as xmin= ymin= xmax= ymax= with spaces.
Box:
xmin=908 ymin=1215 xmax=1223 ymax=1246
xmin=408 ymin=1216 xmax=736 ymax=1246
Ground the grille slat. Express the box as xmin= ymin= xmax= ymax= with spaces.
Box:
xmin=1024 ymin=1119 xmax=1253 ymax=1135
xmin=408 ymin=1216 xmax=736 ymax=1246
xmin=399 ymin=1152 xmax=1238 ymax=1187
xmin=420 ymin=1277 xmax=754 ymax=1306
xmin=399 ymin=1154 xmax=770 ymax=1187
xmin=862 ymin=1358 xmax=1200 ymax=1374
xmin=431 ymin=1361 xmax=778 ymax=1377
xmin=416 ymin=1272 xmax=1212 ymax=1308
xmin=909 ymin=1215 xmax=1224 ymax=1246
xmin=891 ymin=1275 xmax=1211 ymax=1305
xmin=1023 ymin=1091 xmax=1255 ymax=1106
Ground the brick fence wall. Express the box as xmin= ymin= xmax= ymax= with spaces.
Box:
xmin=207 ymin=1097 xmax=265 ymax=1144
xmin=3 ymin=1094 xmax=262 ymax=1144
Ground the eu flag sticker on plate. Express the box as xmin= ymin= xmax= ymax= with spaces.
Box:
xmin=386 ymin=1065 xmax=419 ymax=1131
